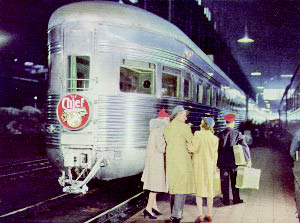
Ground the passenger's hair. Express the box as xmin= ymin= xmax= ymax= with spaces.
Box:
xmin=202 ymin=120 xmax=214 ymax=133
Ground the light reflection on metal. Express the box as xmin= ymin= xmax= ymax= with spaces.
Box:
xmin=237 ymin=26 xmax=254 ymax=43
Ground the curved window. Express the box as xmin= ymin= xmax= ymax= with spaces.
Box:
xmin=162 ymin=66 xmax=181 ymax=97
xmin=120 ymin=59 xmax=155 ymax=94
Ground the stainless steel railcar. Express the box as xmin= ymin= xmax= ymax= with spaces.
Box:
xmin=46 ymin=1 xmax=247 ymax=193
xmin=279 ymin=63 xmax=300 ymax=133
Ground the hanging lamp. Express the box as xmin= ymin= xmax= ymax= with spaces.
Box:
xmin=237 ymin=25 xmax=254 ymax=43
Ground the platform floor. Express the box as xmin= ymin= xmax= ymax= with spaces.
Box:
xmin=125 ymin=146 xmax=298 ymax=223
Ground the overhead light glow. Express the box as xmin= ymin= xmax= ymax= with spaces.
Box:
xmin=256 ymin=86 xmax=264 ymax=89
xmin=237 ymin=26 xmax=254 ymax=43
xmin=280 ymin=74 xmax=293 ymax=78
xmin=263 ymin=89 xmax=285 ymax=100
xmin=251 ymin=72 xmax=261 ymax=76
xmin=0 ymin=30 xmax=12 ymax=48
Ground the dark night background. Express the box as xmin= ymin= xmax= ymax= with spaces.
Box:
xmin=0 ymin=0 xmax=299 ymax=113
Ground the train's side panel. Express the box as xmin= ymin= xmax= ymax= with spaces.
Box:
xmin=46 ymin=2 xmax=246 ymax=184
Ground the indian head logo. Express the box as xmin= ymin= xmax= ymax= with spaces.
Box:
xmin=57 ymin=94 xmax=91 ymax=130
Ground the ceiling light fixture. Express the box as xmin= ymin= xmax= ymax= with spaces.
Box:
xmin=280 ymin=74 xmax=293 ymax=78
xmin=251 ymin=72 xmax=261 ymax=76
xmin=256 ymin=86 xmax=264 ymax=89
xmin=237 ymin=26 xmax=254 ymax=43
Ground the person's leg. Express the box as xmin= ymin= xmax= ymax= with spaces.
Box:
xmin=230 ymin=167 xmax=242 ymax=203
xmin=145 ymin=191 xmax=155 ymax=214
xmin=220 ymin=168 xmax=230 ymax=204
xmin=195 ymin=196 xmax=203 ymax=217
xmin=170 ymin=194 xmax=175 ymax=213
xmin=171 ymin=194 xmax=186 ymax=219
xmin=150 ymin=192 xmax=159 ymax=211
xmin=207 ymin=197 xmax=213 ymax=217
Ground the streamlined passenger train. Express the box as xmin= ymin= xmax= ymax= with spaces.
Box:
xmin=279 ymin=63 xmax=300 ymax=133
xmin=46 ymin=1 xmax=251 ymax=193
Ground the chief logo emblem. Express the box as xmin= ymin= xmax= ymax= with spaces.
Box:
xmin=57 ymin=94 xmax=91 ymax=130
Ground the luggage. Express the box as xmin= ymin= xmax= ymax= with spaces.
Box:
xmin=233 ymin=145 xmax=247 ymax=165
xmin=235 ymin=166 xmax=261 ymax=190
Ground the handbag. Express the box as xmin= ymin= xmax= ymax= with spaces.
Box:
xmin=233 ymin=145 xmax=247 ymax=165
xmin=235 ymin=166 xmax=261 ymax=190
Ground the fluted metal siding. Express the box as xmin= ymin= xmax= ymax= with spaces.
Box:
xmin=45 ymin=94 xmax=61 ymax=149
xmin=92 ymin=95 xmax=245 ymax=152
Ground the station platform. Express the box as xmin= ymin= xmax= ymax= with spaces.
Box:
xmin=125 ymin=146 xmax=298 ymax=223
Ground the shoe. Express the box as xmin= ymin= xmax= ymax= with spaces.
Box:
xmin=233 ymin=199 xmax=244 ymax=204
xmin=152 ymin=208 xmax=163 ymax=215
xmin=222 ymin=200 xmax=230 ymax=206
xmin=143 ymin=209 xmax=157 ymax=219
xmin=204 ymin=216 xmax=213 ymax=222
xmin=171 ymin=217 xmax=181 ymax=223
xmin=195 ymin=216 xmax=203 ymax=222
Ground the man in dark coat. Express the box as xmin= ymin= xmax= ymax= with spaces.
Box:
xmin=217 ymin=113 xmax=251 ymax=205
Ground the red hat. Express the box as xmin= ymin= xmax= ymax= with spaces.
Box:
xmin=224 ymin=113 xmax=236 ymax=122
xmin=157 ymin=109 xmax=170 ymax=118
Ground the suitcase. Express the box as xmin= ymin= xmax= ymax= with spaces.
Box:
xmin=235 ymin=166 xmax=261 ymax=190
xmin=233 ymin=145 xmax=247 ymax=165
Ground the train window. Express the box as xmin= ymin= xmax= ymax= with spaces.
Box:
xmin=162 ymin=66 xmax=181 ymax=97
xmin=206 ymin=85 xmax=211 ymax=106
xmin=67 ymin=56 xmax=90 ymax=91
xmin=120 ymin=59 xmax=155 ymax=94
xmin=212 ymin=88 xmax=217 ymax=107
xmin=183 ymin=73 xmax=192 ymax=100
xmin=197 ymin=83 xmax=204 ymax=104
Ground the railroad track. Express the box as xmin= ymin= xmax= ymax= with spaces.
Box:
xmin=0 ymin=158 xmax=53 ymax=179
xmin=0 ymin=174 xmax=146 ymax=223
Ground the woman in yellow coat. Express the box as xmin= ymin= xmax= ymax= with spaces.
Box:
xmin=189 ymin=117 xmax=219 ymax=223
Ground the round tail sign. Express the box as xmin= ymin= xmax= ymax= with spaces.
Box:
xmin=57 ymin=94 xmax=91 ymax=130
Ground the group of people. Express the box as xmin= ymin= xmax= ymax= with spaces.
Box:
xmin=141 ymin=105 xmax=251 ymax=223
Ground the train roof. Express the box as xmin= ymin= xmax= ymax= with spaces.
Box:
xmin=49 ymin=1 xmax=244 ymax=95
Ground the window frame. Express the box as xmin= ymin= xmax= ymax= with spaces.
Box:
xmin=182 ymin=72 xmax=192 ymax=101
xmin=161 ymin=66 xmax=181 ymax=98
xmin=66 ymin=55 xmax=90 ymax=92
xmin=119 ymin=59 xmax=156 ymax=95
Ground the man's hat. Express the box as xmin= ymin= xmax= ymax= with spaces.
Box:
xmin=170 ymin=105 xmax=189 ymax=119
xmin=224 ymin=113 xmax=236 ymax=122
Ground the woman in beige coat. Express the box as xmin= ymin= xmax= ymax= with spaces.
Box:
xmin=189 ymin=117 xmax=219 ymax=223
xmin=141 ymin=109 xmax=170 ymax=219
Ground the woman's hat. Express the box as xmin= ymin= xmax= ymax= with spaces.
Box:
xmin=157 ymin=108 xmax=170 ymax=118
xmin=170 ymin=105 xmax=189 ymax=119
xmin=224 ymin=113 xmax=236 ymax=122
xmin=203 ymin=117 xmax=215 ymax=128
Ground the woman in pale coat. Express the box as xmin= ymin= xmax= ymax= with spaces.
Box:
xmin=189 ymin=117 xmax=219 ymax=223
xmin=141 ymin=109 xmax=170 ymax=219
